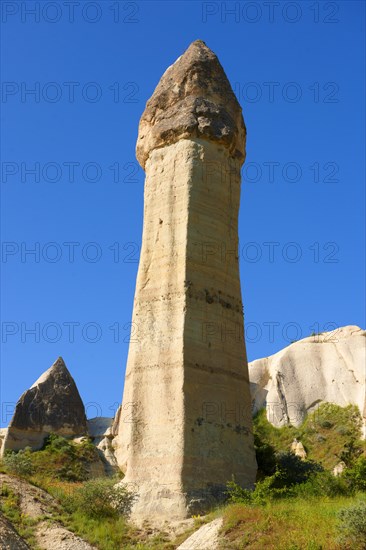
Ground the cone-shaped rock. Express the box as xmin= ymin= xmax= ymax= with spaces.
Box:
xmin=2 ymin=357 xmax=87 ymax=453
xmin=115 ymin=40 xmax=257 ymax=523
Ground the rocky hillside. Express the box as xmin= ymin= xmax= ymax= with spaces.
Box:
xmin=249 ymin=325 xmax=366 ymax=436
xmin=0 ymin=472 xmax=96 ymax=549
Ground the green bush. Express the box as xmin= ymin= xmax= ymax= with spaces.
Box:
xmin=293 ymin=470 xmax=348 ymax=498
xmin=226 ymin=471 xmax=295 ymax=505
xmin=338 ymin=438 xmax=363 ymax=467
xmin=70 ymin=478 xmax=137 ymax=519
xmin=44 ymin=434 xmax=96 ymax=460
xmin=0 ymin=433 xmax=102 ymax=483
xmin=226 ymin=454 xmax=337 ymax=504
xmin=225 ymin=477 xmax=253 ymax=504
xmin=253 ymin=403 xmax=364 ymax=473
xmin=44 ymin=433 xmax=73 ymax=452
xmin=31 ymin=434 xmax=100 ymax=482
xmin=3 ymin=448 xmax=34 ymax=477
xmin=343 ymin=456 xmax=366 ymax=491
xmin=338 ymin=501 xmax=366 ymax=547
xmin=274 ymin=452 xmax=323 ymax=486
xmin=252 ymin=471 xmax=294 ymax=503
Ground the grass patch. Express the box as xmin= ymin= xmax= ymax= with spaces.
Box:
xmin=220 ymin=494 xmax=366 ymax=549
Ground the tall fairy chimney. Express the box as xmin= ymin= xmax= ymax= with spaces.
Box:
xmin=114 ymin=40 xmax=257 ymax=522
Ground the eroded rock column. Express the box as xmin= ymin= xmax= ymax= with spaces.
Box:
xmin=115 ymin=40 xmax=257 ymax=522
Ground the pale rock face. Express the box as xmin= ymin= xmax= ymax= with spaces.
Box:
xmin=177 ymin=517 xmax=223 ymax=550
xmin=114 ymin=40 xmax=256 ymax=522
xmin=291 ymin=439 xmax=307 ymax=460
xmin=2 ymin=357 xmax=87 ymax=454
xmin=249 ymin=326 xmax=366 ymax=435
xmin=87 ymin=417 xmax=118 ymax=473
xmin=0 ymin=429 xmax=7 ymax=455
xmin=333 ymin=461 xmax=346 ymax=477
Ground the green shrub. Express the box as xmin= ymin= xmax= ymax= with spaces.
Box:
xmin=70 ymin=478 xmax=137 ymax=519
xmin=343 ymin=456 xmax=366 ymax=491
xmin=226 ymin=477 xmax=253 ymax=504
xmin=31 ymin=434 xmax=101 ymax=482
xmin=293 ymin=470 xmax=348 ymax=498
xmin=274 ymin=452 xmax=323 ymax=486
xmin=338 ymin=501 xmax=366 ymax=547
xmin=253 ymin=403 xmax=364 ymax=472
xmin=252 ymin=471 xmax=294 ymax=502
xmin=1 ymin=435 xmax=106 ymax=483
xmin=3 ymin=448 xmax=34 ymax=477
xmin=226 ymin=471 xmax=295 ymax=505
xmin=44 ymin=433 xmax=73 ymax=452
xmin=226 ymin=454 xmax=335 ymax=504
xmin=312 ymin=403 xmax=362 ymax=439
xmin=338 ymin=438 xmax=363 ymax=467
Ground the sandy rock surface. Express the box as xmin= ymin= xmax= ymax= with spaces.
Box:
xmin=177 ymin=518 xmax=223 ymax=550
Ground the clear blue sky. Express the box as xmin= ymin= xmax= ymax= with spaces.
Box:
xmin=1 ymin=1 xmax=365 ymax=426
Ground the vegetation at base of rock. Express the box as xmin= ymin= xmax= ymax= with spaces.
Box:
xmin=226 ymin=465 xmax=349 ymax=505
xmin=3 ymin=433 xmax=101 ymax=482
xmin=49 ymin=479 xmax=151 ymax=549
xmin=1 ymin=404 xmax=365 ymax=549
xmin=253 ymin=403 xmax=365 ymax=474
xmin=56 ymin=511 xmax=174 ymax=550
xmin=226 ymin=403 xmax=365 ymax=507
xmin=2 ymin=448 xmax=34 ymax=477
xmin=60 ymin=477 xmax=137 ymax=519
xmin=222 ymin=403 xmax=366 ymax=548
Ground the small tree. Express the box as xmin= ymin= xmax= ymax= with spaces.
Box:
xmin=74 ymin=478 xmax=137 ymax=519
xmin=3 ymin=449 xmax=34 ymax=477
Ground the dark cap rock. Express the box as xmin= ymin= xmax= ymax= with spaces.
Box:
xmin=136 ymin=40 xmax=246 ymax=169
xmin=9 ymin=357 xmax=87 ymax=436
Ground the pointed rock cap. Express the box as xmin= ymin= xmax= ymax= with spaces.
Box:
xmin=9 ymin=357 xmax=87 ymax=435
xmin=30 ymin=356 xmax=68 ymax=387
xmin=136 ymin=40 xmax=246 ymax=169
